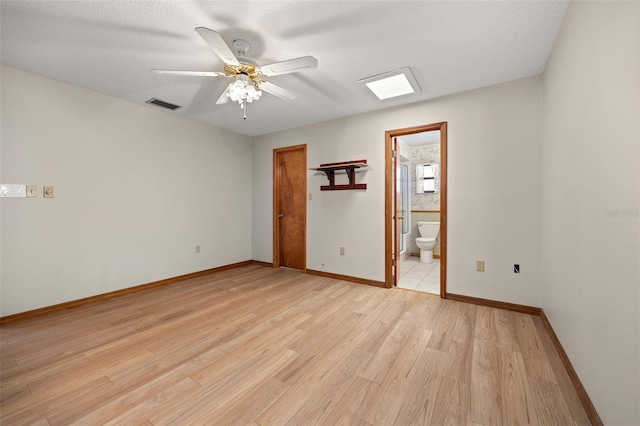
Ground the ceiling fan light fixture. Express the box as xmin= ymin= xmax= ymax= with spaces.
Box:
xmin=358 ymin=67 xmax=421 ymax=100
xmin=224 ymin=75 xmax=263 ymax=105
xmin=154 ymin=27 xmax=314 ymax=120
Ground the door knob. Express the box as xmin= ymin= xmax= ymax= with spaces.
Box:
xmin=278 ymin=214 xmax=284 ymax=218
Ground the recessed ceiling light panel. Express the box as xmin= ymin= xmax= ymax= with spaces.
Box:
xmin=358 ymin=67 xmax=421 ymax=101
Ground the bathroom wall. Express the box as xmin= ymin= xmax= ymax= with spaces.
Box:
xmin=409 ymin=143 xmax=440 ymax=211
xmin=541 ymin=1 xmax=640 ymax=424
xmin=1 ymin=66 xmax=252 ymax=316
xmin=397 ymin=139 xmax=441 ymax=258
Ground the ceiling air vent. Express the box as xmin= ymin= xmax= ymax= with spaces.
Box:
xmin=145 ymin=98 xmax=182 ymax=111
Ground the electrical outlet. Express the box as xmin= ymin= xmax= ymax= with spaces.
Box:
xmin=340 ymin=247 xmax=345 ymax=256
xmin=514 ymin=264 xmax=520 ymax=273
xmin=476 ymin=260 xmax=484 ymax=272
xmin=43 ymin=186 xmax=54 ymax=198
xmin=195 ymin=245 xmax=201 ymax=254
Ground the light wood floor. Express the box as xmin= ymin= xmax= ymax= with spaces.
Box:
xmin=1 ymin=265 xmax=590 ymax=425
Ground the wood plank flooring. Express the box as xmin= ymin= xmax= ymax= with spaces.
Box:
xmin=1 ymin=265 xmax=591 ymax=425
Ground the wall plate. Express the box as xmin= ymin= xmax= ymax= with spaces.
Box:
xmin=43 ymin=186 xmax=54 ymax=198
xmin=26 ymin=185 xmax=37 ymax=197
xmin=0 ymin=184 xmax=26 ymax=197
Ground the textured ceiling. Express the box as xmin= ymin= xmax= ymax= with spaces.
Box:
xmin=398 ymin=131 xmax=441 ymax=147
xmin=0 ymin=1 xmax=569 ymax=137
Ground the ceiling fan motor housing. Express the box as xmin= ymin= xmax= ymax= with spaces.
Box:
xmin=225 ymin=63 xmax=263 ymax=85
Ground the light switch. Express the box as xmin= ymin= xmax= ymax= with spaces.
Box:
xmin=26 ymin=185 xmax=37 ymax=197
xmin=43 ymin=186 xmax=54 ymax=198
xmin=308 ymin=193 xmax=313 ymax=201
xmin=0 ymin=184 xmax=26 ymax=197
xmin=476 ymin=260 xmax=484 ymax=272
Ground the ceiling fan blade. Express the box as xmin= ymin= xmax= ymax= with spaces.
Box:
xmin=195 ymin=27 xmax=240 ymax=66
xmin=152 ymin=69 xmax=229 ymax=78
xmin=216 ymin=89 xmax=230 ymax=105
xmin=260 ymin=56 xmax=318 ymax=77
xmin=258 ymin=81 xmax=296 ymax=101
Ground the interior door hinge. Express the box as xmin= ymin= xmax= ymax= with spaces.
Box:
xmin=392 ymin=257 xmax=396 ymax=266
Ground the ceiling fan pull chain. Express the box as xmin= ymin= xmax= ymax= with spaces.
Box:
xmin=242 ymin=100 xmax=247 ymax=120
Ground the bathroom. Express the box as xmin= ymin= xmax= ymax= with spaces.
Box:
xmin=397 ymin=131 xmax=441 ymax=294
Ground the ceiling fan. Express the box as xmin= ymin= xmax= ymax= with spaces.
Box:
xmin=152 ymin=27 xmax=318 ymax=119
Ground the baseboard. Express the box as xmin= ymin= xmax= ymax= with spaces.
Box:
xmin=445 ymin=293 xmax=541 ymax=316
xmin=0 ymin=260 xmax=254 ymax=325
xmin=540 ymin=311 xmax=603 ymax=426
xmin=306 ymin=269 xmax=387 ymax=288
xmin=1 ymin=260 xmax=603 ymax=425
xmin=444 ymin=293 xmax=601 ymax=424
xmin=250 ymin=260 xmax=274 ymax=268
xmin=0 ymin=261 xmax=377 ymax=324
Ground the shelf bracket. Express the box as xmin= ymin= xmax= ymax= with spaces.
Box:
xmin=310 ymin=160 xmax=368 ymax=191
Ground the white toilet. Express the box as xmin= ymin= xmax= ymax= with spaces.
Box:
xmin=416 ymin=221 xmax=440 ymax=264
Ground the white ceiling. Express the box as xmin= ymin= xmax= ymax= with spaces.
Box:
xmin=0 ymin=1 xmax=569 ymax=137
xmin=398 ymin=131 xmax=440 ymax=147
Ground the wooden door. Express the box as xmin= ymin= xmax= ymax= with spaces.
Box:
xmin=273 ymin=145 xmax=307 ymax=270
xmin=393 ymin=137 xmax=400 ymax=285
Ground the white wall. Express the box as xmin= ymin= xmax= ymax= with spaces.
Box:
xmin=541 ymin=2 xmax=640 ymax=424
xmin=253 ymin=76 xmax=542 ymax=307
xmin=0 ymin=66 xmax=252 ymax=316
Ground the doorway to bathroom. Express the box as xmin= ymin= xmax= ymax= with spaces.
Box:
xmin=385 ymin=123 xmax=447 ymax=297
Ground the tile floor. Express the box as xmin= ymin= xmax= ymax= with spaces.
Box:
xmin=397 ymin=256 xmax=440 ymax=294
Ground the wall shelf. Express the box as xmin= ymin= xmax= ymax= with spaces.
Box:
xmin=309 ymin=160 xmax=368 ymax=191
